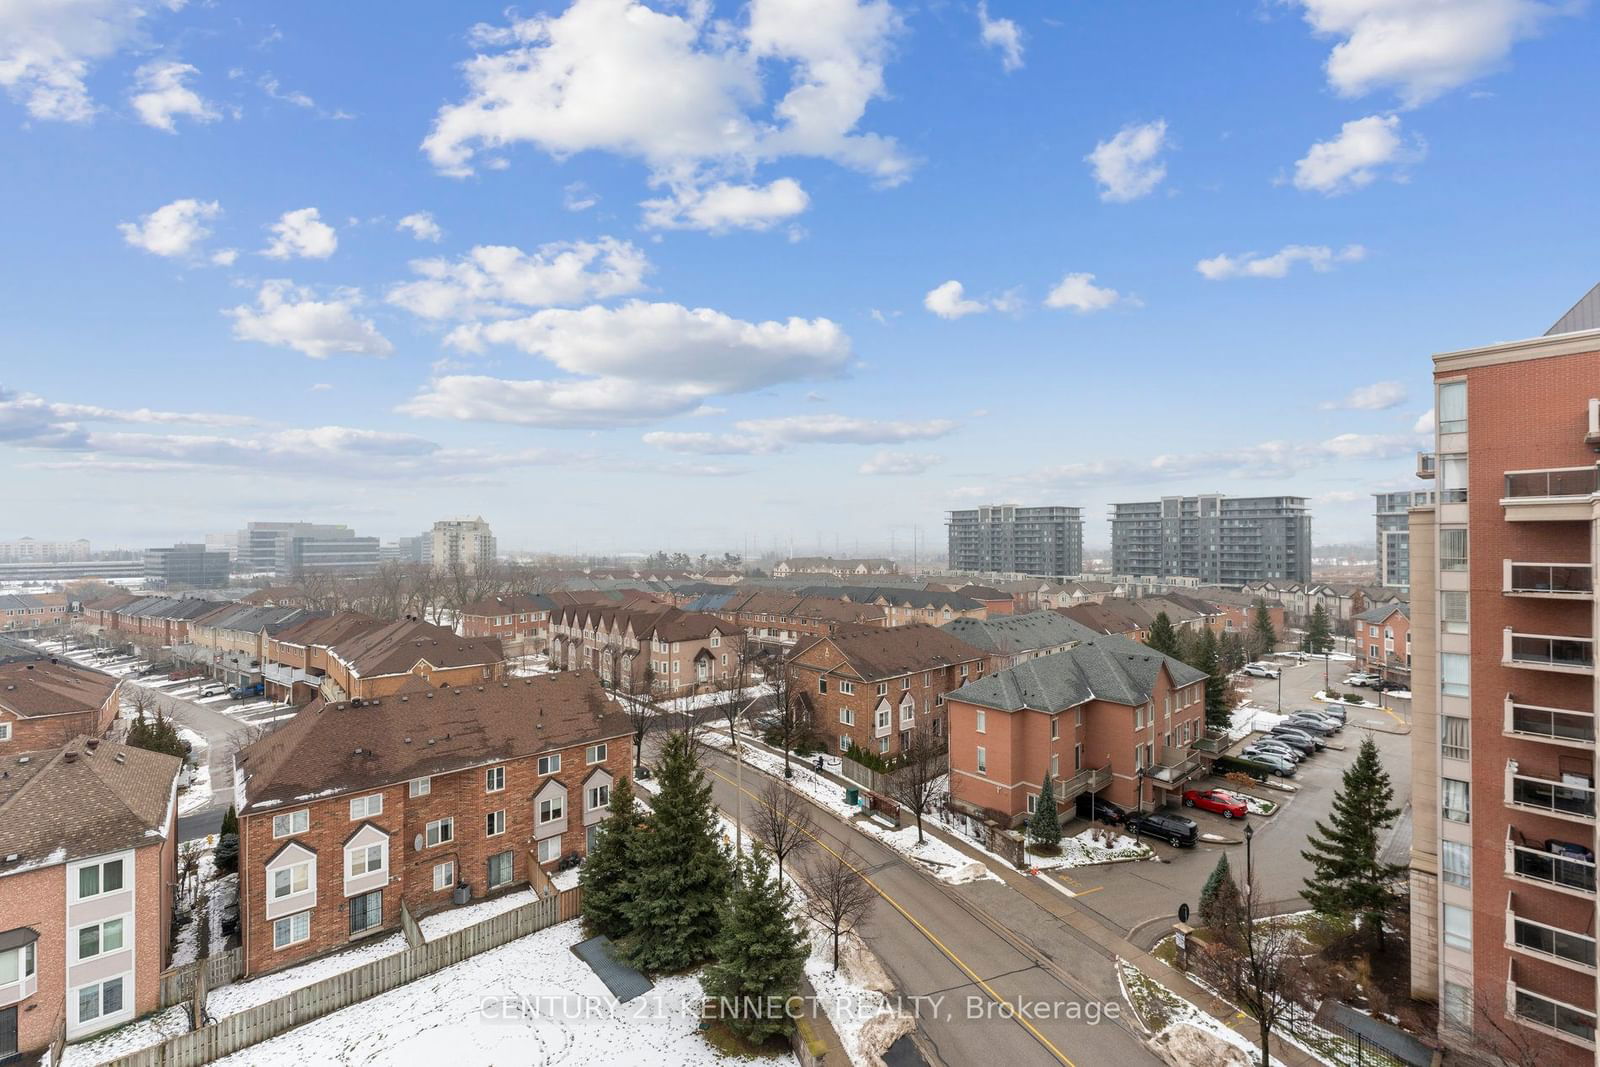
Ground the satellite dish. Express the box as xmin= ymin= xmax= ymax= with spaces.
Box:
xmin=1177 ymin=903 xmax=1190 ymax=924
xmin=413 ymin=834 xmax=424 ymax=852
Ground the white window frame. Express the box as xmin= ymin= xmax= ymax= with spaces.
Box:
xmin=586 ymin=743 xmax=607 ymax=765
xmin=272 ymin=862 xmax=310 ymax=900
xmin=0 ymin=722 xmax=10 ymax=742
xmin=425 ymin=817 xmax=455 ymax=847
xmin=839 ymin=707 xmax=854 ymax=726
xmin=1443 ymin=903 xmax=1472 ymax=951
xmin=432 ymin=861 xmax=455 ymax=892
xmin=72 ymin=917 xmax=125 ymax=962
xmin=486 ymin=809 xmax=506 ymax=837
xmin=1442 ymin=778 xmax=1470 ymax=823
xmin=839 ymin=680 xmax=855 ymax=696
xmin=272 ymin=809 xmax=310 ymax=838
xmin=975 ymin=709 xmax=986 ymax=734
xmin=349 ymin=793 xmax=382 ymax=820
xmin=975 ymin=746 xmax=987 ymax=774
xmin=486 ymin=766 xmax=505 ymax=793
xmin=71 ymin=855 xmax=127 ymax=902
xmin=537 ymin=754 xmax=560 ymax=775
xmin=537 ymin=836 xmax=560 ymax=864
xmin=1441 ymin=840 xmax=1471 ymax=888
xmin=408 ymin=777 xmax=431 ymax=797
xmin=539 ymin=794 xmax=565 ymax=824
xmin=587 ymin=783 xmax=609 ymax=811
xmin=347 ymin=843 xmax=384 ymax=878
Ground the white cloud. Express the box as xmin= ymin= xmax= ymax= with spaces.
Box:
xmin=859 ymin=450 xmax=941 ymax=476
xmin=400 ymin=375 xmax=708 ymax=429
xmin=1290 ymin=0 xmax=1571 ymax=108
xmin=226 ymin=280 xmax=393 ymax=359
xmin=117 ymin=198 xmax=220 ymax=258
xmin=1293 ymin=114 xmax=1422 ymax=194
xmin=563 ymin=182 xmax=598 ymax=212
xmin=210 ymin=248 xmax=238 ymax=266
xmin=1413 ymin=407 xmax=1436 ymax=434
xmin=1319 ymin=489 xmax=1365 ymax=504
xmin=129 ymin=60 xmax=218 ymax=132
xmin=640 ymin=431 xmax=781 ymax=455
xmin=977 ymin=2 xmax=1023 ymax=72
xmin=263 ymin=207 xmax=338 ymax=260
xmin=644 ymin=413 xmax=956 ymax=455
xmin=422 ymin=0 xmax=910 ymax=223
xmin=258 ymin=74 xmax=313 ymax=109
xmin=924 ymin=280 xmax=990 ymax=319
xmin=0 ymin=0 xmax=172 ymax=122
xmin=387 ymin=238 xmax=649 ymax=320
xmin=641 ymin=178 xmax=810 ymax=232
xmin=1085 ymin=119 xmax=1168 ymax=203
xmin=1196 ymin=243 xmax=1366 ymax=280
xmin=1043 ymin=272 xmax=1124 ymax=313
xmin=1326 ymin=380 xmax=1407 ymax=411
xmin=396 ymin=212 xmax=443 ymax=242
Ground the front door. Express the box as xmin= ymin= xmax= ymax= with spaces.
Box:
xmin=1 ymin=1005 xmax=18 ymax=1062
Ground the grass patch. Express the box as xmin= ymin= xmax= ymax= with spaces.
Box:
xmin=700 ymin=1019 xmax=793 ymax=1059
xmin=1120 ymin=965 xmax=1185 ymax=1032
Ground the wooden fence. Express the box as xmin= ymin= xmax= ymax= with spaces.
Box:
xmin=104 ymin=887 xmax=581 ymax=1067
xmin=157 ymin=949 xmax=243 ymax=1009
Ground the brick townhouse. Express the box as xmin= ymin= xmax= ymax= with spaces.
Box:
xmin=1055 ymin=600 xmax=1155 ymax=642
xmin=0 ymin=738 xmax=180 ymax=1058
xmin=180 ymin=604 xmax=323 ymax=689
xmin=0 ymin=593 xmax=67 ymax=635
xmin=772 ymin=557 xmax=898 ymax=579
xmin=0 ymin=657 xmax=121 ymax=750
xmin=264 ymin=613 xmax=504 ymax=705
xmin=678 ymin=588 xmax=887 ymax=651
xmin=940 ymin=610 xmax=1099 ymax=672
xmin=231 ymin=672 xmax=631 ymax=975
xmin=945 ymin=635 xmax=1210 ymax=827
xmin=77 ymin=595 xmax=224 ymax=651
xmin=456 ymin=593 xmax=557 ymax=655
xmin=787 ymin=623 xmax=987 ymax=758
xmin=1199 ymin=589 xmax=1287 ymax=639
xmin=548 ymin=604 xmax=735 ymax=696
xmin=1354 ymin=603 xmax=1412 ymax=684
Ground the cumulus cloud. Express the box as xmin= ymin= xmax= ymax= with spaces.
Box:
xmin=924 ymin=280 xmax=1018 ymax=320
xmin=263 ymin=207 xmax=338 ymax=260
xmin=1413 ymin=407 xmax=1436 ymax=434
xmin=1085 ymin=119 xmax=1168 ymax=203
xmin=387 ymin=238 xmax=649 ymax=320
xmin=0 ymin=0 xmax=172 ymax=122
xmin=644 ymin=414 xmax=956 ymax=455
xmin=1196 ymin=243 xmax=1366 ymax=280
xmin=396 ymin=212 xmax=443 ymax=242
xmin=400 ymin=375 xmax=708 ymax=429
xmin=977 ymin=2 xmax=1023 ymax=72
xmin=210 ymin=248 xmax=238 ymax=266
xmin=1293 ymin=114 xmax=1422 ymax=194
xmin=1043 ymin=272 xmax=1125 ymax=313
xmin=129 ymin=60 xmax=218 ymax=132
xmin=1326 ymin=380 xmax=1407 ymax=411
xmin=641 ymin=178 xmax=810 ymax=232
xmin=118 ymin=198 xmax=220 ymax=258
xmin=860 ymin=450 xmax=941 ymax=476
xmin=1290 ymin=0 xmax=1572 ymax=108
xmin=226 ymin=280 xmax=393 ymax=359
xmin=640 ymin=431 xmax=781 ymax=455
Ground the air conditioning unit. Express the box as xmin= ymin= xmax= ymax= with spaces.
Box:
xmin=453 ymin=883 xmax=472 ymax=906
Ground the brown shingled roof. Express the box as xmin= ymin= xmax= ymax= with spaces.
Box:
xmin=0 ymin=658 xmax=118 ymax=720
xmin=792 ymin=623 xmax=984 ymax=679
xmin=327 ymin=619 xmax=504 ymax=678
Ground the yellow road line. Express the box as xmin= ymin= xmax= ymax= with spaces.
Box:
xmin=708 ymin=765 xmax=1077 ymax=1067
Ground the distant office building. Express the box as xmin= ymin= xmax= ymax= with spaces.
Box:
xmin=204 ymin=531 xmax=239 ymax=560
xmin=144 ymin=543 xmax=231 ymax=589
xmin=238 ymin=522 xmax=379 ymax=576
xmin=946 ymin=505 xmax=1083 ymax=578
xmin=429 ymin=516 xmax=496 ymax=573
xmin=387 ymin=535 xmax=427 ymax=564
xmin=0 ymin=537 xmax=90 ymax=563
xmin=1375 ymin=490 xmax=1434 ymax=588
xmin=1111 ymin=494 xmax=1311 ymax=585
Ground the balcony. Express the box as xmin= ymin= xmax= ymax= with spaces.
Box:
xmin=1503 ymin=629 xmax=1595 ymax=675
xmin=1055 ymin=765 xmax=1111 ymax=804
xmin=1416 ymin=450 xmax=1435 ymax=479
xmin=1502 ymin=465 xmax=1599 ymax=521
xmin=1506 ymin=894 xmax=1597 ymax=973
xmin=1507 ymin=961 xmax=1597 ymax=1050
xmin=1504 ymin=561 xmax=1594 ymax=599
xmin=1505 ymin=697 xmax=1597 ymax=750
xmin=1147 ymin=745 xmax=1203 ymax=786
xmin=1506 ymin=828 xmax=1597 ymax=898
xmin=1505 ymin=759 xmax=1596 ymax=824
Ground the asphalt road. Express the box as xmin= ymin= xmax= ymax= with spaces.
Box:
xmin=684 ymin=742 xmax=1161 ymax=1067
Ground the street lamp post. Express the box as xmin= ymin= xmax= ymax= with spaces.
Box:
xmin=1243 ymin=822 xmax=1254 ymax=897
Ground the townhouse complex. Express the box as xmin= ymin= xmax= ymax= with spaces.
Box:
xmin=1111 ymin=494 xmax=1312 ymax=585
xmin=772 ymin=557 xmax=898 ymax=579
xmin=547 ymin=603 xmax=735 ymax=696
xmin=946 ymin=505 xmax=1084 ymax=578
xmin=0 ymin=593 xmax=67 ymax=635
xmin=0 ymin=658 xmax=121 ymax=749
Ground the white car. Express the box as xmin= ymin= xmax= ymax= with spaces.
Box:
xmin=1241 ymin=663 xmax=1280 ymax=679
xmin=197 ymin=682 xmax=229 ymax=697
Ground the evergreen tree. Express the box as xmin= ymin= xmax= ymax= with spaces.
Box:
xmin=1198 ymin=852 xmax=1240 ymax=928
xmin=1196 ymin=627 xmax=1232 ymax=730
xmin=1301 ymin=736 xmax=1405 ymax=948
xmin=1218 ymin=630 xmax=1247 ymax=673
xmin=219 ymin=805 xmax=238 ymax=839
xmin=1248 ymin=600 xmax=1278 ymax=659
xmin=1305 ymin=604 xmax=1334 ymax=655
xmin=581 ymin=775 xmax=645 ymax=939
xmin=126 ymin=712 xmax=189 ymax=761
xmin=214 ymin=832 xmax=239 ymax=875
xmin=1027 ymin=774 xmax=1062 ymax=849
xmin=1144 ymin=612 xmax=1180 ymax=658
xmin=701 ymin=850 xmax=808 ymax=1045
xmin=624 ymin=733 xmax=733 ymax=972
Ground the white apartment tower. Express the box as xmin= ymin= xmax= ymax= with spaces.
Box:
xmin=429 ymin=516 xmax=497 ymax=573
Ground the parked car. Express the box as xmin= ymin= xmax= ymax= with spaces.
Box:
xmin=230 ymin=682 xmax=265 ymax=699
xmin=1183 ymin=788 xmax=1248 ymax=819
xmin=197 ymin=681 xmax=229 ymax=697
xmin=1075 ymin=792 xmax=1128 ymax=825
xmin=1283 ymin=713 xmax=1339 ymax=735
xmin=1241 ymin=663 xmax=1280 ymax=679
xmin=1268 ymin=725 xmax=1325 ymax=750
xmin=1375 ymin=680 xmax=1406 ymax=693
xmin=1343 ymin=673 xmax=1379 ymax=689
xmin=1248 ymin=739 xmax=1303 ymax=762
xmin=1240 ymin=748 xmax=1298 ymax=776
xmin=1304 ymin=704 xmax=1346 ymax=724
xmin=1124 ymin=810 xmax=1199 ymax=847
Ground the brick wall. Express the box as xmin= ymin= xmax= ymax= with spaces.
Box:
xmin=787 ymin=642 xmax=981 ymax=759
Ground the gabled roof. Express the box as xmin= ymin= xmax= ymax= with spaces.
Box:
xmin=792 ymin=623 xmax=984 ymax=679
xmin=1547 ymin=282 xmax=1600 ymax=336
xmin=1355 ymin=603 xmax=1410 ymax=624
xmin=1055 ymin=601 xmax=1153 ymax=635
xmin=940 ymin=611 xmax=1098 ymax=655
xmin=457 ymin=593 xmax=558 ymax=618
xmin=948 ymin=635 xmax=1207 ymax=714
xmin=0 ymin=658 xmax=118 ymax=719
xmin=328 ymin=620 xmax=504 ymax=678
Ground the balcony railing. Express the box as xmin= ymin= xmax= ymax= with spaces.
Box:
xmin=1506 ymin=829 xmax=1597 ymax=896
xmin=1507 ymin=897 xmax=1598 ymax=971
xmin=1416 ymin=451 xmax=1435 ymax=479
xmin=1505 ymin=561 xmax=1594 ymax=598
xmin=1056 ymin=765 xmax=1111 ymax=803
xmin=1505 ymin=697 xmax=1597 ymax=748
xmin=1506 ymin=760 xmax=1596 ymax=823
xmin=1508 ymin=963 xmax=1597 ymax=1049
xmin=1503 ymin=629 xmax=1595 ymax=673
xmin=1504 ymin=465 xmax=1600 ymax=499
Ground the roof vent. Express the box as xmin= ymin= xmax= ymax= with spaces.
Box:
xmin=477 ymin=686 xmax=483 ymax=692
xmin=426 ymin=692 xmax=433 ymax=699
xmin=86 ymin=739 xmax=99 ymax=751
xmin=3 ymin=853 xmax=16 ymax=863
xmin=17 ymin=756 xmax=29 ymax=764
xmin=427 ymin=738 xmax=435 ymax=746
xmin=114 ymin=753 xmax=125 ymax=764
xmin=25 ymin=664 xmax=32 ymax=670
xmin=401 ymin=695 xmax=408 ymax=702
xmin=355 ymin=747 xmax=364 ymax=755
xmin=63 ymin=751 xmax=78 ymax=763
xmin=404 ymin=737 xmax=411 ymax=744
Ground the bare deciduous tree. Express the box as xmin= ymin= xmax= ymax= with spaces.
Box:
xmin=1458 ymin=988 xmax=1577 ymax=1067
xmin=887 ymin=723 xmax=946 ymax=844
xmin=715 ymin=634 xmax=752 ymax=744
xmin=761 ymin=646 xmax=815 ymax=778
xmin=625 ymin=663 xmax=661 ymax=772
xmin=1195 ymin=869 xmax=1305 ymax=1067
xmin=751 ymin=777 xmax=814 ymax=888
xmin=797 ymin=844 xmax=877 ymax=971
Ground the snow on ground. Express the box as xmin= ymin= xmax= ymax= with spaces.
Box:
xmin=1233 ymin=792 xmax=1278 ymax=817
xmin=206 ymin=933 xmax=407 ymax=1018
xmin=1228 ymin=704 xmax=1285 ymax=737
xmin=804 ymin=927 xmax=909 ymax=1066
xmin=1027 ymin=829 xmax=1153 ymax=870
xmin=169 ymin=844 xmax=225 ymax=968
xmin=1314 ymin=691 xmax=1386 ymax=710
xmin=418 ymin=888 xmax=540 ymax=940
xmin=208 ymin=920 xmax=755 ymax=1067
xmin=1116 ymin=959 xmax=1283 ymax=1066
xmin=176 ymin=726 xmax=212 ymax=815
xmin=60 ymin=1006 xmax=192 ymax=1067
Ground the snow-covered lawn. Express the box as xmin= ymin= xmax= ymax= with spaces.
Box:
xmin=418 ymin=888 xmax=541 ymax=940
xmin=61 ymin=1007 xmax=192 ymax=1067
xmin=206 ymin=933 xmax=407 ymax=1018
xmin=1229 ymin=704 xmax=1285 ymax=736
xmin=176 ymin=725 xmax=212 ymax=815
xmin=1314 ymin=691 xmax=1386 ymax=710
xmin=1233 ymin=792 xmax=1279 ymax=817
xmin=1027 ymin=829 xmax=1154 ymax=870
xmin=805 ymin=928 xmax=909 ymax=1066
xmin=1117 ymin=959 xmax=1282 ymax=1066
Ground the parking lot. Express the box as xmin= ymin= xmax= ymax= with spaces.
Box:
xmin=1042 ymin=655 xmax=1413 ymax=942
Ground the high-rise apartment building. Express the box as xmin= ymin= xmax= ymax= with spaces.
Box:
xmin=1376 ymin=490 xmax=1435 ymax=588
xmin=0 ymin=538 xmax=90 ymax=563
xmin=1110 ymin=495 xmax=1311 ymax=585
xmin=1408 ymin=297 xmax=1598 ymax=1063
xmin=429 ymin=516 xmax=496 ymax=573
xmin=237 ymin=522 xmax=379 ymax=576
xmin=945 ymin=505 xmax=1083 ymax=577
xmin=144 ymin=543 xmax=231 ymax=588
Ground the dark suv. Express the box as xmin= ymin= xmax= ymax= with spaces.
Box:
xmin=1124 ymin=810 xmax=1199 ymax=847
xmin=1075 ymin=793 xmax=1128 ymax=825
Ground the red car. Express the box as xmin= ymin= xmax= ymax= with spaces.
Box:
xmin=1182 ymin=788 xmax=1247 ymax=820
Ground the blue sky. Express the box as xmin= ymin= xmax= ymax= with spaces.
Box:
xmin=1 ymin=0 xmax=1595 ymax=557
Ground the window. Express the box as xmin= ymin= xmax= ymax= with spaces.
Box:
xmin=975 ymin=709 xmax=986 ymax=734
xmin=877 ymin=736 xmax=889 ymax=754
xmin=76 ymin=977 xmax=123 ymax=1023
xmin=537 ymin=836 xmax=561 ymax=864
xmin=588 ymin=781 xmax=611 ymax=811
xmin=0 ymin=722 xmax=9 ymax=741
xmin=1437 ymin=380 xmax=1466 ymax=435
xmin=349 ymin=793 xmax=382 ymax=820
xmin=1441 ymin=840 xmax=1471 ymax=888
xmin=900 ymin=700 xmax=915 ymax=725
xmin=875 ymin=706 xmax=890 ymax=731
xmin=586 ymin=743 xmax=607 ymax=765
xmin=839 ymin=680 xmax=854 ymax=695
xmin=540 ymin=794 xmax=565 ymax=823
xmin=348 ymin=843 xmax=384 ymax=877
xmin=1026 ymin=794 xmax=1038 ymax=814
xmin=408 ymin=777 xmax=431 ymax=797
xmin=488 ymin=851 xmax=514 ymax=889
xmin=839 ymin=707 xmax=855 ymax=726
xmin=1050 ymin=717 xmax=1058 ymax=740
xmin=1440 ymin=528 xmax=1467 ymax=571
xmin=1441 ymin=653 xmax=1470 ymax=698
xmin=76 ymin=919 xmax=123 ymax=961
xmin=426 ymin=818 xmax=454 ymax=846
xmin=433 ymin=861 xmax=455 ymax=892
xmin=1440 ymin=454 xmax=1468 ymax=503
xmin=270 ymin=910 xmax=310 ymax=949
xmin=710 ymin=634 xmax=720 ymax=648
xmin=840 ymin=734 xmax=850 ymax=753
xmin=0 ymin=942 xmax=34 ymax=984
xmin=1443 ymin=904 xmax=1472 ymax=951
xmin=76 ymin=858 xmax=124 ymax=899
xmin=537 ymin=754 xmax=560 ymax=775
xmin=1441 ymin=591 xmax=1468 ymax=634
xmin=486 ymin=766 xmax=505 ymax=792
xmin=272 ymin=863 xmax=309 ymax=899
xmin=960 ymin=665 xmax=969 ymax=679
xmin=1442 ymin=778 xmax=1470 ymax=823
xmin=819 ymin=678 xmax=828 ymax=694
xmin=876 ymin=682 xmax=888 ymax=697
xmin=1441 ymin=716 xmax=1470 ymax=761
xmin=349 ymin=889 xmax=382 ymax=935
xmin=976 ymin=746 xmax=987 ymax=774
xmin=1442 ymin=981 xmax=1472 ymax=1028
xmin=901 ymin=676 xmax=911 ymax=690
xmin=272 ymin=810 xmax=309 ymax=838
xmin=1050 ymin=753 xmax=1059 ymax=778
